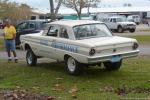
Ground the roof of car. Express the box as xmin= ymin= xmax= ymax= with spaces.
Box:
xmin=109 ymin=16 xmax=125 ymax=18
xmin=50 ymin=20 xmax=104 ymax=27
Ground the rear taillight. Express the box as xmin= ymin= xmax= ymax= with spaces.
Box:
xmin=132 ymin=42 xmax=139 ymax=50
xmin=89 ymin=48 xmax=96 ymax=56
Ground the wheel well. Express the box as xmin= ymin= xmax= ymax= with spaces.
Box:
xmin=25 ymin=44 xmax=31 ymax=50
xmin=64 ymin=54 xmax=70 ymax=61
xmin=118 ymin=25 xmax=122 ymax=28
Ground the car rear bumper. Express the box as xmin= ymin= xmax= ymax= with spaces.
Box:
xmin=86 ymin=50 xmax=139 ymax=64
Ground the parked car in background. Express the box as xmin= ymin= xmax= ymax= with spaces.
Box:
xmin=15 ymin=20 xmax=49 ymax=45
xmin=127 ymin=15 xmax=141 ymax=25
xmin=0 ymin=23 xmax=4 ymax=29
xmin=104 ymin=16 xmax=136 ymax=33
xmin=20 ymin=20 xmax=139 ymax=75
xmin=0 ymin=21 xmax=5 ymax=29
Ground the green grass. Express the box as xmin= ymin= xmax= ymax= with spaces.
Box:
xmin=130 ymin=35 xmax=150 ymax=44
xmin=0 ymin=56 xmax=150 ymax=99
xmin=0 ymin=39 xmax=4 ymax=51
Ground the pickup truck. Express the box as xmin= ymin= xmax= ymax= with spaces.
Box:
xmin=105 ymin=16 xmax=136 ymax=33
xmin=20 ymin=20 xmax=139 ymax=75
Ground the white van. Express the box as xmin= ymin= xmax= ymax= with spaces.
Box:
xmin=127 ymin=15 xmax=141 ymax=25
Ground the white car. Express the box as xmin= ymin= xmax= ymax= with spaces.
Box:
xmin=127 ymin=15 xmax=141 ymax=25
xmin=20 ymin=20 xmax=139 ymax=75
xmin=105 ymin=16 xmax=136 ymax=33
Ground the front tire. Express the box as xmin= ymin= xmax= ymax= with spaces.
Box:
xmin=65 ymin=56 xmax=83 ymax=75
xmin=103 ymin=60 xmax=122 ymax=71
xmin=129 ymin=29 xmax=135 ymax=33
xmin=26 ymin=49 xmax=37 ymax=66
xmin=136 ymin=22 xmax=139 ymax=25
xmin=117 ymin=26 xmax=123 ymax=33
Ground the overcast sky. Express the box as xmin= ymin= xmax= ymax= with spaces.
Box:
xmin=11 ymin=0 xmax=50 ymax=10
xmin=11 ymin=0 xmax=150 ymax=10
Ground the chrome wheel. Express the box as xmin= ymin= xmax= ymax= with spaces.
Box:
xmin=67 ymin=57 xmax=76 ymax=72
xmin=65 ymin=56 xmax=83 ymax=75
xmin=26 ymin=49 xmax=37 ymax=66
xmin=27 ymin=51 xmax=32 ymax=65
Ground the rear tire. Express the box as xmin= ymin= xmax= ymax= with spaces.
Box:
xmin=26 ymin=49 xmax=37 ymax=66
xmin=65 ymin=56 xmax=83 ymax=75
xmin=103 ymin=60 xmax=122 ymax=71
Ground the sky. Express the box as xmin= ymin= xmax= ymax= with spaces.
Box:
xmin=11 ymin=0 xmax=50 ymax=9
xmin=10 ymin=0 xmax=150 ymax=13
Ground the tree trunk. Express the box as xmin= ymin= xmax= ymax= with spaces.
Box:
xmin=49 ymin=0 xmax=55 ymax=20
xmin=77 ymin=12 xmax=81 ymax=20
xmin=87 ymin=3 xmax=90 ymax=16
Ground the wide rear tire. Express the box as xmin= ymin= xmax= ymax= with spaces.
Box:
xmin=65 ymin=56 xmax=83 ymax=75
xmin=103 ymin=60 xmax=122 ymax=71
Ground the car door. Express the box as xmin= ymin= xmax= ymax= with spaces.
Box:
xmin=36 ymin=25 xmax=60 ymax=59
xmin=105 ymin=18 xmax=112 ymax=29
xmin=54 ymin=26 xmax=71 ymax=61
xmin=16 ymin=21 xmax=38 ymax=45
xmin=110 ymin=18 xmax=117 ymax=29
xmin=16 ymin=22 xmax=29 ymax=45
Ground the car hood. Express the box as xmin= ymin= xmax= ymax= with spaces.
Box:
xmin=76 ymin=36 xmax=137 ymax=47
xmin=118 ymin=22 xmax=136 ymax=25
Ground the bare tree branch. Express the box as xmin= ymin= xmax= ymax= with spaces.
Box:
xmin=55 ymin=0 xmax=63 ymax=15
xmin=62 ymin=0 xmax=100 ymax=19
xmin=49 ymin=0 xmax=63 ymax=20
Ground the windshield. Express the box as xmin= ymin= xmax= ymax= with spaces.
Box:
xmin=73 ymin=23 xmax=112 ymax=40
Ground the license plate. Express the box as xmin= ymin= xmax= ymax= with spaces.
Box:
xmin=111 ymin=56 xmax=121 ymax=63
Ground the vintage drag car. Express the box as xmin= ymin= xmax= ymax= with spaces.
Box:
xmin=20 ymin=20 xmax=139 ymax=75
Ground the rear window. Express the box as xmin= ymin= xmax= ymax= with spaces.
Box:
xmin=73 ymin=23 xmax=112 ymax=40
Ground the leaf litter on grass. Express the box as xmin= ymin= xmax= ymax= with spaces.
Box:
xmin=0 ymin=89 xmax=56 ymax=100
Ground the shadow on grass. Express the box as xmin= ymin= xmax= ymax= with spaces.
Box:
xmin=33 ymin=61 xmax=123 ymax=79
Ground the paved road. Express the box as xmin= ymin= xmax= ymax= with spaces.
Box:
xmin=114 ymin=31 xmax=150 ymax=36
xmin=139 ymin=45 xmax=150 ymax=56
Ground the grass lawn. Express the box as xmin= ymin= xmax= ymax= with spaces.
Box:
xmin=0 ymin=56 xmax=150 ymax=100
xmin=0 ymin=39 xmax=4 ymax=51
xmin=130 ymin=35 xmax=150 ymax=44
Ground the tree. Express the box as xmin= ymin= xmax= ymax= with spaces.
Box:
xmin=0 ymin=0 xmax=32 ymax=24
xmin=62 ymin=0 xmax=100 ymax=19
xmin=87 ymin=0 xmax=100 ymax=15
xmin=49 ymin=0 xmax=63 ymax=20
